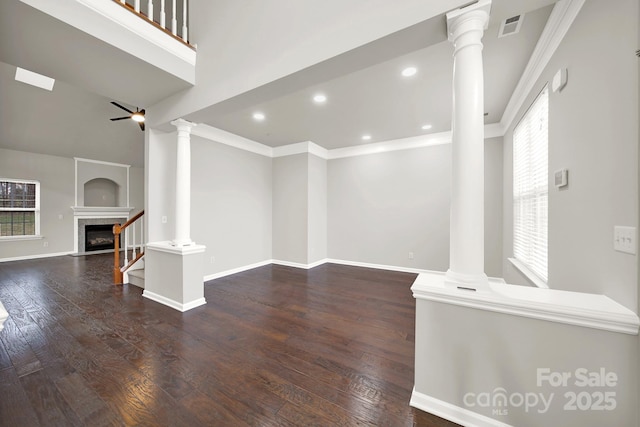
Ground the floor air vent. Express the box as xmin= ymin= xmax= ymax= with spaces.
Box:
xmin=498 ymin=14 xmax=523 ymax=38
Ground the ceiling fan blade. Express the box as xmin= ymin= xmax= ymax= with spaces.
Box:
xmin=139 ymin=122 xmax=145 ymax=131
xmin=140 ymin=109 xmax=145 ymax=116
xmin=111 ymin=101 xmax=133 ymax=114
xmin=110 ymin=116 xmax=130 ymax=121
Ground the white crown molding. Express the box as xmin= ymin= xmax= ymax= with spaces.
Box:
xmin=272 ymin=141 xmax=329 ymax=159
xmin=499 ymin=0 xmax=585 ymax=132
xmin=191 ymin=124 xmax=274 ymax=157
xmin=327 ymin=132 xmax=453 ymax=160
xmin=193 ymin=123 xmax=504 ymax=161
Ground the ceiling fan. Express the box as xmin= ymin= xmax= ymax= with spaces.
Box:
xmin=110 ymin=101 xmax=145 ymax=131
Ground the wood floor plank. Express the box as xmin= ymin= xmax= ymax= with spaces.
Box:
xmin=0 ymin=255 xmax=460 ymax=427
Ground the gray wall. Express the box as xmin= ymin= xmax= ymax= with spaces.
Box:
xmin=502 ymin=0 xmax=639 ymax=311
xmin=272 ymin=153 xmax=308 ymax=264
xmin=191 ymin=136 xmax=272 ymax=276
xmin=328 ymin=139 xmax=503 ymax=276
xmin=0 ymin=148 xmax=144 ymax=260
xmin=308 ymin=154 xmax=327 ymax=264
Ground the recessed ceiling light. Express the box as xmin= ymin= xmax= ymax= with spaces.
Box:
xmin=313 ymin=94 xmax=327 ymax=103
xmin=402 ymin=67 xmax=417 ymax=77
xmin=421 ymin=124 xmax=432 ymax=130
xmin=362 ymin=135 xmax=371 ymax=141
xmin=253 ymin=112 xmax=265 ymax=121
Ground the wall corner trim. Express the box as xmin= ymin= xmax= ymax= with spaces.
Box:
xmin=410 ymin=388 xmax=512 ymax=427
xmin=500 ymin=0 xmax=586 ymax=131
xmin=411 ymin=271 xmax=640 ymax=335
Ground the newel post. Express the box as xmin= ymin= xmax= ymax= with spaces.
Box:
xmin=113 ymin=223 xmax=123 ymax=284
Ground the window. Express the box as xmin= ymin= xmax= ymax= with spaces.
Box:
xmin=0 ymin=179 xmax=40 ymax=238
xmin=513 ymin=86 xmax=548 ymax=284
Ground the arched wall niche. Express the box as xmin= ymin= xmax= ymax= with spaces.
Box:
xmin=84 ymin=178 xmax=119 ymax=207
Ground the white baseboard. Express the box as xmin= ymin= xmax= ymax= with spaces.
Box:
xmin=142 ymin=290 xmax=206 ymax=312
xmin=326 ymin=258 xmax=434 ymax=275
xmin=272 ymin=258 xmax=329 ymax=270
xmin=0 ymin=251 xmax=75 ymax=263
xmin=410 ymin=388 xmax=512 ymax=427
xmin=203 ymin=259 xmax=273 ymax=282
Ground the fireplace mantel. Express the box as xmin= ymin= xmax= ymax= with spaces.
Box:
xmin=72 ymin=206 xmax=134 ymax=217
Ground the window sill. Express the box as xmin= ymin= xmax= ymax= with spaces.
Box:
xmin=508 ymin=257 xmax=548 ymax=289
xmin=0 ymin=235 xmax=43 ymax=242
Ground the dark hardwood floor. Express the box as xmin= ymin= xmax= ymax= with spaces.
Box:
xmin=0 ymin=254 xmax=459 ymax=426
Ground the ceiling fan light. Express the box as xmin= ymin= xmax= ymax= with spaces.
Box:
xmin=131 ymin=112 xmax=145 ymax=122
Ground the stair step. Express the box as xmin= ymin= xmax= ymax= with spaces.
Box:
xmin=128 ymin=269 xmax=145 ymax=289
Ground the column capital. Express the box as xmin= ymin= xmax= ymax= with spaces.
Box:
xmin=446 ymin=0 xmax=491 ymax=45
xmin=170 ymin=118 xmax=197 ymax=133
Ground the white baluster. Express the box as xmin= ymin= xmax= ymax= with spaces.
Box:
xmin=134 ymin=0 xmax=140 ymax=13
xmin=147 ymin=0 xmax=154 ymax=21
xmin=160 ymin=0 xmax=166 ymax=29
xmin=123 ymin=226 xmax=129 ymax=266
xmin=141 ymin=216 xmax=145 ymax=253
xmin=171 ymin=0 xmax=177 ymax=36
xmin=181 ymin=0 xmax=188 ymax=42
xmin=132 ymin=222 xmax=137 ymax=258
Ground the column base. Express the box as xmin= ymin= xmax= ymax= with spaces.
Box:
xmin=445 ymin=269 xmax=491 ymax=292
xmin=171 ymin=238 xmax=193 ymax=247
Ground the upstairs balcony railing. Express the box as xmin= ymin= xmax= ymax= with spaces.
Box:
xmin=114 ymin=0 xmax=192 ymax=46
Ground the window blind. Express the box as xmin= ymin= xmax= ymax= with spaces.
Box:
xmin=513 ymin=86 xmax=548 ymax=283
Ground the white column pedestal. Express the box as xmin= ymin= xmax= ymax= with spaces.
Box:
xmin=143 ymin=241 xmax=206 ymax=311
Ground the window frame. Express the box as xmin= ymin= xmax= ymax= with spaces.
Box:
xmin=0 ymin=178 xmax=41 ymax=240
xmin=512 ymin=85 xmax=549 ymax=287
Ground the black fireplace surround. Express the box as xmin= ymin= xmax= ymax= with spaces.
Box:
xmin=85 ymin=224 xmax=119 ymax=252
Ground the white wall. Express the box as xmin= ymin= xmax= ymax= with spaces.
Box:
xmin=502 ymin=0 xmax=639 ymax=311
xmin=328 ymin=139 xmax=503 ymax=276
xmin=0 ymin=148 xmax=144 ymax=260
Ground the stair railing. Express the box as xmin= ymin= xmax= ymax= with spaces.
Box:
xmin=113 ymin=210 xmax=145 ymax=284
xmin=114 ymin=0 xmax=193 ymax=46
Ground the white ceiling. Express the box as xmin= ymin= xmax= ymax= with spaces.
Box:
xmin=185 ymin=0 xmax=555 ymax=149
xmin=0 ymin=0 xmax=557 ymax=165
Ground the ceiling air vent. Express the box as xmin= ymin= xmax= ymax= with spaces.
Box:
xmin=498 ymin=14 xmax=524 ymax=38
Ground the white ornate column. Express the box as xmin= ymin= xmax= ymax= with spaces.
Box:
xmin=171 ymin=118 xmax=196 ymax=247
xmin=445 ymin=0 xmax=491 ymax=291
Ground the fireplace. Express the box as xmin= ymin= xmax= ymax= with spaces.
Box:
xmin=85 ymin=224 xmax=119 ymax=252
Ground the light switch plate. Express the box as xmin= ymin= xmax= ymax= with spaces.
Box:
xmin=614 ymin=226 xmax=636 ymax=255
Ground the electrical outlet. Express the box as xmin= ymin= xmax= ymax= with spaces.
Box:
xmin=210 ymin=256 xmax=215 ymax=264
xmin=58 ymin=214 xmax=63 ymax=220
xmin=161 ymin=216 xmax=167 ymax=224
xmin=43 ymin=241 xmax=48 ymax=247
xmin=614 ymin=226 xmax=636 ymax=255
xmin=408 ymin=252 xmax=414 ymax=260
